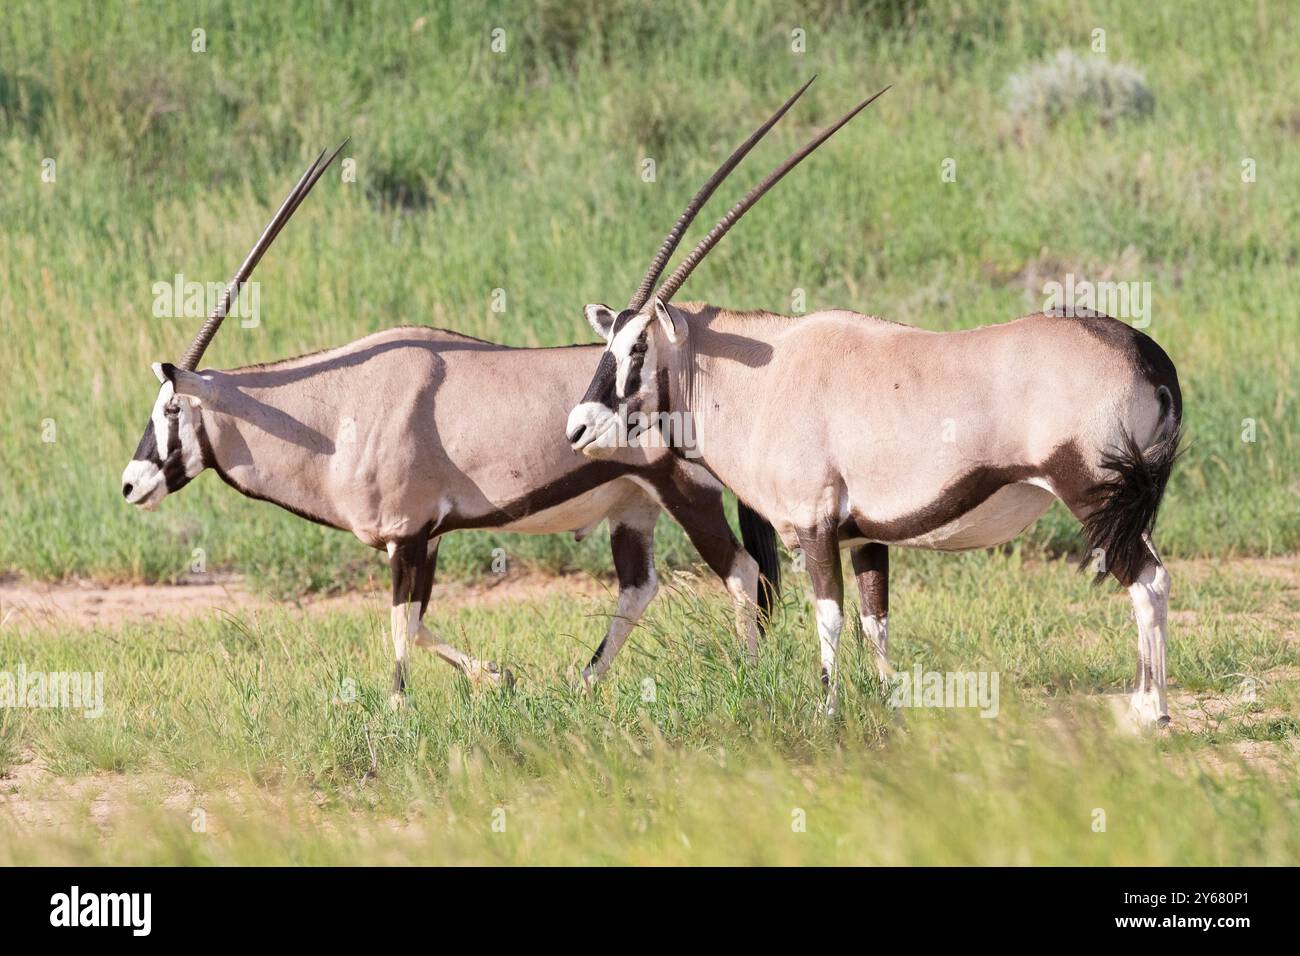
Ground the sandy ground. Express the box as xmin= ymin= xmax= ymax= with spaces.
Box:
xmin=0 ymin=570 xmax=612 ymax=632
xmin=3 ymin=554 xmax=1296 ymax=633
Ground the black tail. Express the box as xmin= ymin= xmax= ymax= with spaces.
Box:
xmin=738 ymin=500 xmax=781 ymax=630
xmin=1080 ymin=389 xmax=1182 ymax=586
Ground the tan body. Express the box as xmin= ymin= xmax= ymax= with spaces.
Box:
xmin=128 ymin=325 xmax=764 ymax=700
xmin=673 ymin=306 xmax=1167 ymax=551
xmin=198 ymin=327 xmax=666 ymax=545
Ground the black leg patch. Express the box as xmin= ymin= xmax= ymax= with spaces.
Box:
xmin=850 ymin=543 xmax=889 ymax=618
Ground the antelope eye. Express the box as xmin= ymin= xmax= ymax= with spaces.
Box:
xmin=164 ymin=403 xmax=180 ymax=418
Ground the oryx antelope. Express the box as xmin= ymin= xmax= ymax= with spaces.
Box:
xmin=121 ymin=143 xmax=782 ymax=705
xmin=567 ymin=85 xmax=1182 ymax=726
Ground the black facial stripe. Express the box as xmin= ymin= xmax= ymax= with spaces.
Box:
xmin=162 ymin=412 xmax=188 ymax=492
xmin=623 ymin=336 xmax=647 ymax=397
xmin=608 ymin=309 xmax=638 ymax=336
xmin=580 ymin=350 xmax=618 ymax=407
xmin=131 ymin=420 xmax=161 ymax=465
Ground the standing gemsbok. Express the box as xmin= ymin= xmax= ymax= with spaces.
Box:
xmin=567 ymin=86 xmax=1182 ymax=726
xmin=121 ymin=141 xmax=791 ymax=705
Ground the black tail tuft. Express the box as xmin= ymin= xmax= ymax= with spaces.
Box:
xmin=1080 ymin=408 xmax=1182 ymax=587
xmin=738 ymin=500 xmax=781 ymax=631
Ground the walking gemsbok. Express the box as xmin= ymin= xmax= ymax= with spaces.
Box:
xmin=566 ymin=84 xmax=1182 ymax=725
xmin=121 ymin=142 xmax=787 ymax=705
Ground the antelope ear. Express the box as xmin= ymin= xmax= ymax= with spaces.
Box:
xmin=584 ymin=303 xmax=618 ymax=342
xmin=653 ymin=298 xmax=687 ymax=344
xmin=166 ymin=366 xmax=218 ymax=406
xmin=152 ymin=362 xmax=172 ymax=384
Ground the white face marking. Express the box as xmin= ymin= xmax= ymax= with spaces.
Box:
xmin=610 ymin=315 xmax=650 ymax=396
xmin=121 ymin=381 xmax=205 ymax=509
xmin=569 ymin=314 xmax=661 ymax=458
xmin=565 ymin=402 xmax=621 ymax=458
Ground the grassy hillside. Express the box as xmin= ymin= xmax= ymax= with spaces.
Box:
xmin=1 ymin=0 xmax=1295 ymax=590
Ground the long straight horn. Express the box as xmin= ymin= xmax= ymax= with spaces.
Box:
xmin=653 ymin=86 xmax=890 ymax=306
xmin=177 ymin=139 xmax=349 ymax=370
xmin=625 ymin=77 xmax=816 ymax=314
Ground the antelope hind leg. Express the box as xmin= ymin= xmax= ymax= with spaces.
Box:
xmin=1127 ymin=535 xmax=1171 ymax=728
xmin=850 ymin=542 xmax=892 ymax=682
xmin=581 ymin=513 xmax=658 ymax=685
xmin=798 ymin=524 xmax=845 ymax=716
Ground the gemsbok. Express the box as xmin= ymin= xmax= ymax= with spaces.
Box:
xmin=567 ymin=86 xmax=1182 ymax=726
xmin=121 ymin=142 xmax=785 ymax=706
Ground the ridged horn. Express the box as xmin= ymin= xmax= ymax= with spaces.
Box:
xmin=177 ymin=139 xmax=349 ymax=370
xmin=652 ymin=87 xmax=890 ymax=306
xmin=625 ymin=77 xmax=816 ymax=313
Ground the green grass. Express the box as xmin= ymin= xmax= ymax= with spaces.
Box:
xmin=1 ymin=0 xmax=1296 ymax=590
xmin=2 ymin=555 xmax=1298 ymax=864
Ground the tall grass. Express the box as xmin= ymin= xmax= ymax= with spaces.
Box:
xmin=1 ymin=0 xmax=1296 ymax=589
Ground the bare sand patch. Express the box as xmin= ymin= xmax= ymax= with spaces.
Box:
xmin=0 ymin=570 xmax=613 ymax=633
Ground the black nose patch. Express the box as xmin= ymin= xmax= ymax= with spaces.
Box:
xmin=580 ymin=350 xmax=619 ymax=408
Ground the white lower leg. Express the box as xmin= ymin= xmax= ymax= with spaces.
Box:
xmin=389 ymin=600 xmax=420 ymax=708
xmin=860 ymin=613 xmax=891 ymax=680
xmin=582 ymin=570 xmax=657 ymax=683
xmin=726 ymin=551 xmax=761 ymax=657
xmin=414 ymin=623 xmax=506 ymax=688
xmin=817 ymin=598 xmax=844 ymax=714
xmin=1128 ymin=559 xmax=1171 ymax=726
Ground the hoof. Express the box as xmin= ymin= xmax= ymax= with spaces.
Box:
xmin=1128 ymin=691 xmax=1170 ymax=730
xmin=388 ymin=692 xmax=409 ymax=711
xmin=467 ymin=660 xmax=515 ymax=690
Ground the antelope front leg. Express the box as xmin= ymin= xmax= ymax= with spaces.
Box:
xmin=387 ymin=536 xmax=427 ymax=708
xmin=850 ymin=543 xmax=892 ymax=681
xmin=798 ymin=525 xmax=845 ymax=715
xmin=408 ymin=537 xmax=511 ymax=691
xmin=661 ymin=487 xmax=761 ymax=658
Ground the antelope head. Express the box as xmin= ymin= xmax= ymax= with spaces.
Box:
xmin=566 ymin=81 xmax=889 ymax=458
xmin=122 ymin=143 xmax=346 ymax=509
